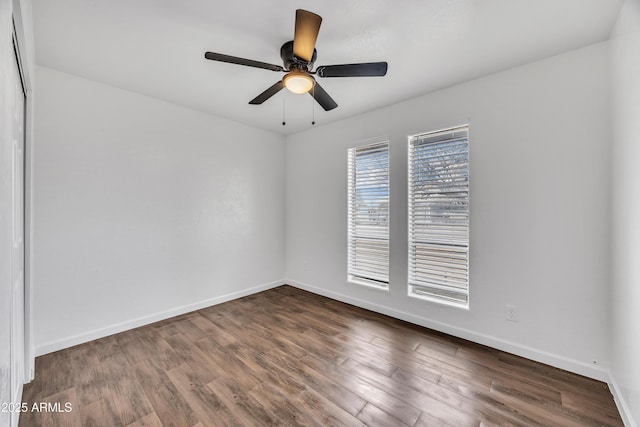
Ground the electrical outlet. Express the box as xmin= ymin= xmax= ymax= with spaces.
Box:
xmin=505 ymin=304 xmax=519 ymax=322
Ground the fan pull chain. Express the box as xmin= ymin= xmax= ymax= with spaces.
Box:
xmin=282 ymin=92 xmax=286 ymax=126
xmin=311 ymin=85 xmax=316 ymax=126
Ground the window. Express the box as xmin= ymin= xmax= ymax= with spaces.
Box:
xmin=347 ymin=141 xmax=389 ymax=289
xmin=408 ymin=125 xmax=469 ymax=306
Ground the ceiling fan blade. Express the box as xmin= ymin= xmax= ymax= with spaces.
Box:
xmin=249 ymin=81 xmax=284 ymax=105
xmin=205 ymin=52 xmax=284 ymax=72
xmin=293 ymin=9 xmax=322 ymax=62
xmin=309 ymin=81 xmax=337 ymax=111
xmin=316 ymin=62 xmax=388 ymax=78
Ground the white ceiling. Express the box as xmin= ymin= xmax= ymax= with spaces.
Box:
xmin=32 ymin=0 xmax=622 ymax=135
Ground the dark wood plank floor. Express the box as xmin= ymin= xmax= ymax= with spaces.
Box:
xmin=20 ymin=285 xmax=623 ymax=426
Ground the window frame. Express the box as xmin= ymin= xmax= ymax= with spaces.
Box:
xmin=347 ymin=138 xmax=390 ymax=290
xmin=407 ymin=125 xmax=470 ymax=308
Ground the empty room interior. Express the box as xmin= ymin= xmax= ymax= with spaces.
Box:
xmin=1 ymin=0 xmax=640 ymax=426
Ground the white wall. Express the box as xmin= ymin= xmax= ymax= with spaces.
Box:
xmin=33 ymin=66 xmax=286 ymax=354
xmin=610 ymin=0 xmax=640 ymax=425
xmin=285 ymin=42 xmax=611 ymax=380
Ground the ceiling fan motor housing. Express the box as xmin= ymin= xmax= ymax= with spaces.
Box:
xmin=280 ymin=40 xmax=316 ymax=71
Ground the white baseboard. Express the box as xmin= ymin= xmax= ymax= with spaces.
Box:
xmin=285 ymin=278 xmax=610 ymax=382
xmin=609 ymin=374 xmax=638 ymax=427
xmin=34 ymin=279 xmax=285 ymax=356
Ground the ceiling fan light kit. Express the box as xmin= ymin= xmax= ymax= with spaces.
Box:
xmin=204 ymin=9 xmax=388 ymax=115
xmin=283 ymin=71 xmax=315 ymax=94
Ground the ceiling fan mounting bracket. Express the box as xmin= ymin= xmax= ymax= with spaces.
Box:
xmin=280 ymin=40 xmax=316 ymax=72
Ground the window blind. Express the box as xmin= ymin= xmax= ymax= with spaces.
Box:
xmin=347 ymin=141 xmax=389 ymax=288
xmin=408 ymin=126 xmax=469 ymax=305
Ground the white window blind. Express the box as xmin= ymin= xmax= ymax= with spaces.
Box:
xmin=408 ymin=126 xmax=469 ymax=306
xmin=348 ymin=141 xmax=389 ymax=288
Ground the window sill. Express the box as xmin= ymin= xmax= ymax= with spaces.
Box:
xmin=408 ymin=291 xmax=469 ymax=310
xmin=347 ymin=278 xmax=389 ymax=293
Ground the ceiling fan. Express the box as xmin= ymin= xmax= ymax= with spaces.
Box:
xmin=204 ymin=9 xmax=388 ymax=111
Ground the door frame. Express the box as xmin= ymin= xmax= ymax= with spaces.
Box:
xmin=11 ymin=0 xmax=34 ymax=384
xmin=10 ymin=31 xmax=25 ymax=427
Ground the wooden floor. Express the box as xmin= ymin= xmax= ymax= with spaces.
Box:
xmin=20 ymin=285 xmax=623 ymax=427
